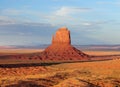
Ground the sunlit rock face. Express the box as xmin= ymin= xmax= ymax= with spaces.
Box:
xmin=52 ymin=27 xmax=71 ymax=45
xmin=40 ymin=27 xmax=89 ymax=60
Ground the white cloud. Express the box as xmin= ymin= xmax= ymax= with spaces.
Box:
xmin=55 ymin=7 xmax=70 ymax=16
xmin=0 ymin=16 xmax=11 ymax=20
xmin=0 ymin=7 xmax=92 ymax=27
xmin=43 ymin=6 xmax=92 ymax=26
xmin=81 ymin=22 xmax=92 ymax=26
xmin=54 ymin=7 xmax=91 ymax=16
xmin=97 ymin=1 xmax=120 ymax=6
xmin=0 ymin=16 xmax=17 ymax=25
xmin=0 ymin=8 xmax=46 ymax=23
xmin=2 ymin=9 xmax=23 ymax=15
xmin=80 ymin=20 xmax=115 ymax=27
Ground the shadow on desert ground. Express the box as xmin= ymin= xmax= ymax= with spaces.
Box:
xmin=0 ymin=59 xmax=120 ymax=87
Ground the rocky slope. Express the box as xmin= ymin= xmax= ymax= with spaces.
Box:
xmin=40 ymin=27 xmax=89 ymax=60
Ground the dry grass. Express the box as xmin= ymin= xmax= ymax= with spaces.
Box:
xmin=52 ymin=60 xmax=120 ymax=87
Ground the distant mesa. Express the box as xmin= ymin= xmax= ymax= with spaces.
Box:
xmin=40 ymin=27 xmax=89 ymax=60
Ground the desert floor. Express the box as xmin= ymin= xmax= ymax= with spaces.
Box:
xmin=83 ymin=50 xmax=120 ymax=56
xmin=0 ymin=49 xmax=43 ymax=56
xmin=0 ymin=49 xmax=120 ymax=87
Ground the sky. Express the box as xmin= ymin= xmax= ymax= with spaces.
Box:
xmin=0 ymin=0 xmax=120 ymax=46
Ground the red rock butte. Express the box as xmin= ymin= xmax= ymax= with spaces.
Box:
xmin=52 ymin=27 xmax=71 ymax=45
xmin=40 ymin=27 xmax=89 ymax=60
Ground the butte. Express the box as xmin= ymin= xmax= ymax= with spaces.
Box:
xmin=40 ymin=27 xmax=89 ymax=60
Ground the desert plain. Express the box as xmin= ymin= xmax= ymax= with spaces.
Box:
xmin=0 ymin=49 xmax=120 ymax=87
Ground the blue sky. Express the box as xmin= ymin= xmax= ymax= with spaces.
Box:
xmin=0 ymin=0 xmax=120 ymax=46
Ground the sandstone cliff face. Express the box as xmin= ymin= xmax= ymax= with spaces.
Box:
xmin=52 ymin=27 xmax=71 ymax=45
xmin=40 ymin=27 xmax=89 ymax=60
